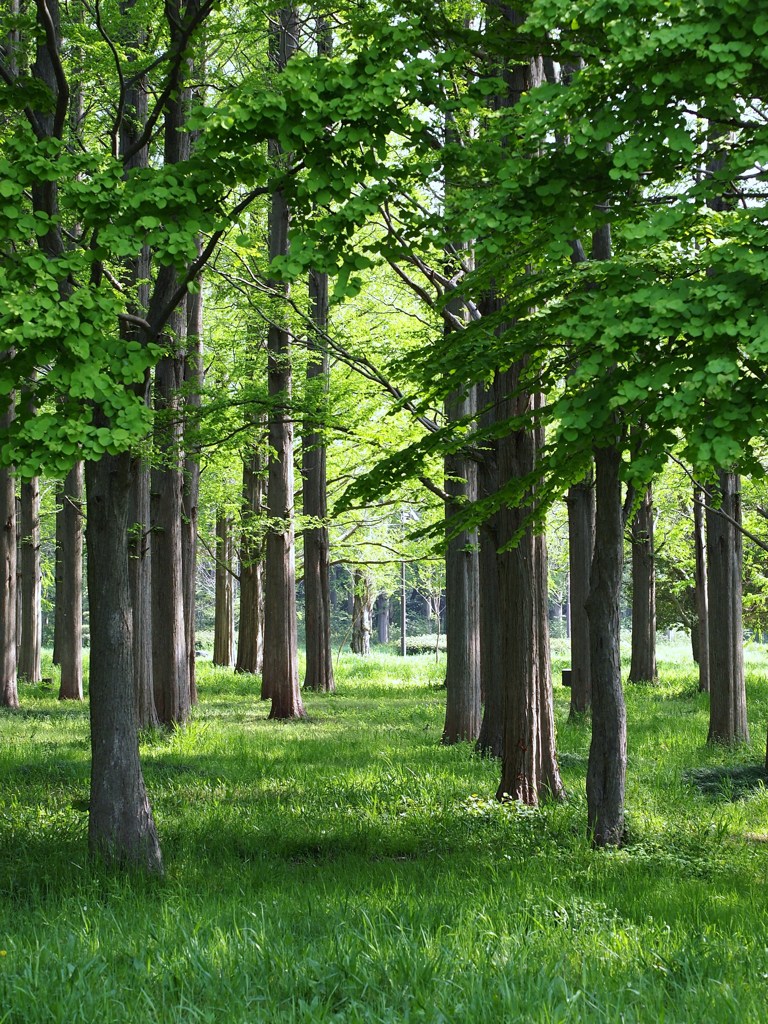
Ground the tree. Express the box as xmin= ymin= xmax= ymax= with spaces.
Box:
xmin=628 ymin=485 xmax=657 ymax=684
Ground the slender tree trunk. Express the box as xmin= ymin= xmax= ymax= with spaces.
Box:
xmin=586 ymin=444 xmax=627 ymax=847
xmin=495 ymin=380 xmax=563 ymax=804
xmin=443 ymin=386 xmax=481 ymax=744
xmin=694 ymin=485 xmax=710 ymax=693
xmin=151 ymin=348 xmax=190 ymax=726
xmin=477 ymin=516 xmax=503 ymax=757
xmin=18 ymin=478 xmax=42 ymax=682
xmin=129 ymin=459 xmax=157 ymax=727
xmin=399 ymin=561 xmax=407 ymax=656
xmin=302 ymin=266 xmax=334 ymax=692
xmin=57 ymin=464 xmax=84 ymax=701
xmin=182 ymin=262 xmax=203 ymax=704
xmin=628 ymin=485 xmax=657 ymax=684
xmin=376 ymin=593 xmax=389 ymax=644
xmin=567 ymin=474 xmax=594 ymax=715
xmin=236 ymin=448 xmax=265 ymax=676
xmin=707 ymin=470 xmax=748 ymax=743
xmin=213 ymin=515 xmax=235 ymax=667
xmin=262 ymin=6 xmax=305 ymax=719
xmin=85 ymin=451 xmax=163 ymax=872
xmin=351 ymin=568 xmax=373 ymax=656
xmin=0 ymin=401 xmax=17 ymax=708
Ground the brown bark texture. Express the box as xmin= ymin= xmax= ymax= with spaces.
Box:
xmin=376 ymin=593 xmax=389 ymax=645
xmin=0 ymin=447 xmax=17 ymax=708
xmin=442 ymin=386 xmax=481 ymax=744
xmin=351 ymin=569 xmax=373 ymax=657
xmin=628 ymin=485 xmax=657 ymax=684
xmin=236 ymin=449 xmax=265 ymax=676
xmin=566 ymin=474 xmax=595 ymax=715
xmin=302 ymin=266 xmax=334 ymax=692
xmin=495 ymin=379 xmax=563 ymax=804
xmin=213 ymin=515 xmax=235 ymax=668
xmin=129 ymin=460 xmax=157 ymax=727
xmin=57 ymin=464 xmax=84 ymax=701
xmin=706 ymin=471 xmax=748 ymax=743
xmin=262 ymin=6 xmax=305 ymax=720
xmin=182 ymin=269 xmax=203 ymax=704
xmin=85 ymin=451 xmax=163 ymax=873
xmin=586 ymin=444 xmax=627 ymax=847
xmin=18 ymin=478 xmax=42 ymax=683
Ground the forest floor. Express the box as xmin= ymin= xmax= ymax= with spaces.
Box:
xmin=2 ymin=642 xmax=768 ymax=1023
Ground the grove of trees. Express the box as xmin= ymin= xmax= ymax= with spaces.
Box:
xmin=2 ymin=0 xmax=768 ymax=871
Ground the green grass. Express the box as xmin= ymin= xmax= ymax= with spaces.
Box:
xmin=2 ymin=645 xmax=768 ymax=1022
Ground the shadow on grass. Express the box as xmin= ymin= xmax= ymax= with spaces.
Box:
xmin=683 ymin=763 xmax=768 ymax=801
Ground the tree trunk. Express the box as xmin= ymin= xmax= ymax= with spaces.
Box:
xmin=182 ymin=265 xmax=203 ymax=704
xmin=236 ymin=448 xmax=265 ymax=676
xmin=129 ymin=460 xmax=157 ymax=728
xmin=85 ymin=451 xmax=163 ymax=873
xmin=566 ymin=474 xmax=594 ymax=715
xmin=628 ymin=485 xmax=657 ymax=684
xmin=302 ymin=265 xmax=334 ymax=692
xmin=151 ymin=348 xmax=190 ymax=727
xmin=694 ymin=485 xmax=710 ymax=693
xmin=262 ymin=6 xmax=305 ymax=720
xmin=213 ymin=515 xmax=235 ymax=668
xmin=443 ymin=387 xmax=481 ymax=744
xmin=399 ymin=561 xmax=407 ymax=656
xmin=57 ymin=464 xmax=84 ymax=701
xmin=18 ymin=478 xmax=42 ymax=682
xmin=586 ymin=444 xmax=627 ymax=847
xmin=477 ymin=517 xmax=503 ymax=757
xmin=376 ymin=593 xmax=389 ymax=644
xmin=351 ymin=568 xmax=373 ymax=656
xmin=0 ymin=404 xmax=17 ymax=708
xmin=495 ymin=380 xmax=563 ymax=804
xmin=706 ymin=470 xmax=748 ymax=743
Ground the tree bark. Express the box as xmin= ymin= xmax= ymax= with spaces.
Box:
xmin=302 ymin=265 xmax=334 ymax=692
xmin=129 ymin=460 xmax=157 ymax=727
xmin=586 ymin=444 xmax=627 ymax=847
xmin=351 ymin=568 xmax=373 ymax=656
xmin=566 ymin=474 xmax=594 ymax=715
xmin=213 ymin=515 xmax=235 ymax=668
xmin=236 ymin=448 xmax=265 ymax=676
xmin=376 ymin=593 xmax=389 ymax=644
xmin=495 ymin=380 xmax=563 ymax=804
xmin=182 ymin=267 xmax=203 ymax=704
xmin=85 ymin=450 xmax=163 ymax=873
xmin=18 ymin=478 xmax=42 ymax=683
xmin=0 ymin=402 xmax=17 ymax=708
xmin=706 ymin=470 xmax=748 ymax=743
xmin=262 ymin=6 xmax=305 ymax=720
xmin=628 ymin=485 xmax=657 ymax=684
xmin=57 ymin=464 xmax=84 ymax=701
xmin=443 ymin=387 xmax=481 ymax=744
xmin=694 ymin=485 xmax=710 ymax=693
xmin=151 ymin=347 xmax=190 ymax=727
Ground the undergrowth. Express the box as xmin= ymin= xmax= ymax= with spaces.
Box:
xmin=1 ymin=645 xmax=767 ymax=1022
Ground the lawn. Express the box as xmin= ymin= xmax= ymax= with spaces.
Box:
xmin=1 ymin=643 xmax=768 ymax=1023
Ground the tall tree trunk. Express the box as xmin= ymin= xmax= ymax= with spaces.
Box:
xmin=57 ymin=463 xmax=84 ymax=701
xmin=443 ymin=386 xmax=481 ymax=744
xmin=85 ymin=451 xmax=163 ymax=872
xmin=182 ymin=274 xmax=203 ymax=704
xmin=628 ymin=485 xmax=657 ymax=684
xmin=0 ymin=403 xmax=17 ymax=709
xmin=351 ymin=568 xmax=373 ymax=656
xmin=129 ymin=460 xmax=157 ymax=727
xmin=18 ymin=478 xmax=42 ymax=682
xmin=706 ymin=470 xmax=748 ymax=743
xmin=694 ymin=484 xmax=710 ymax=693
xmin=151 ymin=348 xmax=190 ymax=727
xmin=399 ymin=560 xmax=407 ymax=656
xmin=302 ymin=264 xmax=334 ymax=692
xmin=262 ymin=6 xmax=305 ymax=719
xmin=586 ymin=444 xmax=627 ymax=847
xmin=495 ymin=380 xmax=563 ymax=804
xmin=213 ymin=515 xmax=235 ymax=668
xmin=376 ymin=593 xmax=389 ymax=644
xmin=236 ymin=447 xmax=265 ymax=676
xmin=567 ymin=474 xmax=594 ymax=715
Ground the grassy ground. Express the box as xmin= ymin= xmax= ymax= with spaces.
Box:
xmin=2 ymin=643 xmax=768 ymax=1023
